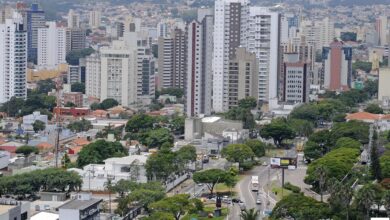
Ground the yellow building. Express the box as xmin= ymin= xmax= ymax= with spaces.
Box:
xmin=27 ymin=64 xmax=68 ymax=82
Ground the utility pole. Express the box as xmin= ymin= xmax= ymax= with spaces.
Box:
xmin=54 ymin=77 xmax=63 ymax=168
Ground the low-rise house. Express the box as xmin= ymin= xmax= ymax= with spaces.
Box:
xmin=69 ymin=154 xmax=148 ymax=191
xmin=22 ymin=111 xmax=48 ymax=131
xmin=345 ymin=111 xmax=390 ymax=131
xmin=58 ymin=193 xmax=102 ymax=220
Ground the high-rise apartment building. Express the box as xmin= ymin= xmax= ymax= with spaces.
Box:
xmin=157 ymin=20 xmax=168 ymax=38
xmin=0 ymin=13 xmax=27 ymax=103
xmin=186 ymin=13 xmax=214 ymax=117
xmin=89 ymin=10 xmax=101 ymax=29
xmin=67 ymin=9 xmax=80 ymax=28
xmin=241 ymin=7 xmax=281 ymax=108
xmin=282 ymin=53 xmax=309 ymax=104
xmin=37 ymin=22 xmax=67 ymax=69
xmin=157 ymin=27 xmax=187 ymax=89
xmin=66 ymin=28 xmax=86 ymax=52
xmin=0 ymin=6 xmax=14 ymax=24
xmin=376 ymin=16 xmax=388 ymax=46
xmin=300 ymin=18 xmax=335 ymax=51
xmin=99 ymin=40 xmax=137 ymax=106
xmin=213 ymin=0 xmax=249 ymax=112
xmin=85 ymin=53 xmax=101 ymax=99
xmin=22 ymin=3 xmax=45 ymax=63
xmin=227 ymin=48 xmax=259 ymax=109
xmin=322 ymin=40 xmax=352 ymax=91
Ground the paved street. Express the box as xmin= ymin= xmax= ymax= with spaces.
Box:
xmin=229 ymin=165 xmax=278 ymax=220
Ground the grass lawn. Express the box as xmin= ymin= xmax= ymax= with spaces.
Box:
xmin=182 ymin=206 xmax=228 ymax=220
xmin=270 ymin=181 xmax=292 ymax=200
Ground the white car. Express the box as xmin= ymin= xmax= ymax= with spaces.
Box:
xmin=256 ymin=198 xmax=262 ymax=204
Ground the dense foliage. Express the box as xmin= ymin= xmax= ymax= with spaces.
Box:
xmin=67 ymin=118 xmax=92 ymax=132
xmin=76 ymin=140 xmax=127 ymax=168
xmin=0 ymin=168 xmax=81 ymax=198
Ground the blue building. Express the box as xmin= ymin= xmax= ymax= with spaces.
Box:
xmin=25 ymin=3 xmax=45 ymax=63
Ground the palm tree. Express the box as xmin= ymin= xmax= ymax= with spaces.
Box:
xmin=383 ymin=190 xmax=390 ymax=218
xmin=240 ymin=208 xmax=259 ymax=220
xmin=355 ymin=184 xmax=379 ymax=220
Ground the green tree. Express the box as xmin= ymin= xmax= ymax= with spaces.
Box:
xmin=238 ymin=97 xmax=257 ymax=109
xmin=126 ymin=114 xmax=156 ymax=133
xmin=36 ymin=79 xmax=56 ymax=94
xmin=353 ymin=60 xmax=372 ymax=73
xmin=287 ymin=118 xmax=314 ymax=137
xmin=65 ymin=102 xmax=76 ymax=107
xmin=32 ymin=120 xmax=46 ymax=133
xmin=380 ymin=153 xmax=390 ymax=178
xmin=170 ymin=116 xmax=185 ymax=134
xmin=335 ymin=137 xmax=361 ymax=149
xmin=142 ymin=128 xmax=174 ymax=149
xmin=242 ymin=109 xmax=255 ymax=130
xmin=364 ymin=103 xmax=383 ymax=114
xmin=240 ymin=208 xmax=259 ymax=220
xmin=371 ymin=132 xmax=382 ymax=181
xmin=145 ymin=149 xmax=176 ymax=181
xmin=270 ymin=193 xmax=331 ymax=220
xmin=331 ymin=120 xmax=369 ymax=144
xmin=383 ymin=190 xmax=390 ymax=217
xmin=244 ymin=139 xmax=266 ymax=158
xmin=67 ymin=118 xmax=92 ymax=132
xmin=100 ymin=98 xmax=119 ymax=110
xmin=193 ymin=169 xmax=232 ymax=195
xmin=363 ymin=80 xmax=378 ymax=98
xmin=149 ymin=194 xmax=202 ymax=220
xmin=289 ymin=103 xmax=319 ymax=122
xmin=160 ymin=88 xmax=184 ymax=99
xmin=90 ymin=102 xmax=100 ymax=110
xmin=15 ymin=146 xmax=39 ymax=157
xmin=176 ymin=145 xmax=197 ymax=164
xmin=305 ymin=147 xmax=360 ymax=192
xmin=66 ymin=48 xmax=95 ymax=65
xmin=354 ymin=183 xmax=383 ymax=219
xmin=76 ymin=140 xmax=127 ymax=168
xmin=332 ymin=113 xmax=347 ymax=122
xmin=62 ymin=153 xmax=71 ymax=168
xmin=260 ymin=118 xmax=295 ymax=147
xmin=221 ymin=144 xmax=254 ymax=164
xmin=328 ymin=179 xmax=354 ymax=220
xmin=71 ymin=82 xmax=85 ymax=94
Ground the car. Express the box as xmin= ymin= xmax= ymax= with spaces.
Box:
xmin=256 ymin=198 xmax=262 ymax=204
xmin=262 ymin=161 xmax=268 ymax=166
xmin=239 ymin=202 xmax=246 ymax=211
xmin=232 ymin=198 xmax=243 ymax=203
xmin=197 ymin=183 xmax=203 ymax=186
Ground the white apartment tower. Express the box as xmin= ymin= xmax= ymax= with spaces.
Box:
xmin=89 ymin=10 xmax=101 ymax=29
xmin=37 ymin=22 xmax=67 ymax=69
xmin=85 ymin=53 xmax=101 ymax=99
xmin=241 ymin=7 xmax=281 ymax=108
xmin=213 ymin=0 xmax=249 ymax=112
xmin=67 ymin=9 xmax=80 ymax=28
xmin=0 ymin=13 xmax=27 ymax=103
xmin=100 ymin=40 xmax=137 ymax=107
xmin=186 ymin=14 xmax=214 ymax=117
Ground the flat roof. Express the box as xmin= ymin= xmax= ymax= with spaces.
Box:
xmin=31 ymin=212 xmax=59 ymax=220
xmin=0 ymin=205 xmax=16 ymax=215
xmin=58 ymin=199 xmax=102 ymax=211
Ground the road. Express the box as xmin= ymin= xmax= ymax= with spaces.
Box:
xmin=229 ymin=165 xmax=278 ymax=220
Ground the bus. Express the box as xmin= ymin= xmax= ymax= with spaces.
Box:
xmin=251 ymin=176 xmax=259 ymax=191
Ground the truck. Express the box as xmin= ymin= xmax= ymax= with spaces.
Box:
xmin=251 ymin=176 xmax=259 ymax=191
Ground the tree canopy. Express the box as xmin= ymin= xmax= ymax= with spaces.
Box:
xmin=270 ymin=193 xmax=331 ymax=220
xmin=0 ymin=168 xmax=81 ymax=198
xmin=260 ymin=118 xmax=295 ymax=147
xmin=67 ymin=118 xmax=92 ymax=132
xmin=66 ymin=48 xmax=95 ymax=65
xmin=76 ymin=140 xmax=127 ymax=168
xmin=192 ymin=169 xmax=235 ymax=195
xmin=71 ymin=82 xmax=85 ymax=94
xmin=221 ymin=144 xmax=254 ymax=164
xmin=15 ymin=146 xmax=39 ymax=157
xmin=244 ymin=139 xmax=266 ymax=158
xmin=32 ymin=120 xmax=46 ymax=133
xmin=149 ymin=194 xmax=202 ymax=220
xmin=364 ymin=103 xmax=383 ymax=114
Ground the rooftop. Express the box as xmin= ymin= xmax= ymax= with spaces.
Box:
xmin=0 ymin=205 xmax=16 ymax=215
xmin=104 ymin=154 xmax=148 ymax=165
xmin=58 ymin=198 xmax=102 ymax=211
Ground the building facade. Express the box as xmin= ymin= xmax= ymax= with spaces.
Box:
xmin=37 ymin=22 xmax=67 ymax=69
xmin=227 ymin=47 xmax=259 ymax=109
xmin=85 ymin=53 xmax=101 ymax=99
xmin=213 ymin=0 xmax=249 ymax=112
xmin=89 ymin=10 xmax=101 ymax=29
xmin=24 ymin=3 xmax=45 ymax=63
xmin=0 ymin=13 xmax=27 ymax=103
xmin=282 ymin=53 xmax=309 ymax=104
xmin=322 ymin=40 xmax=352 ymax=91
xmin=186 ymin=14 xmax=213 ymax=117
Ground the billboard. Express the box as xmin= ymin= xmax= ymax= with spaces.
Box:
xmin=270 ymin=157 xmax=297 ymax=168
